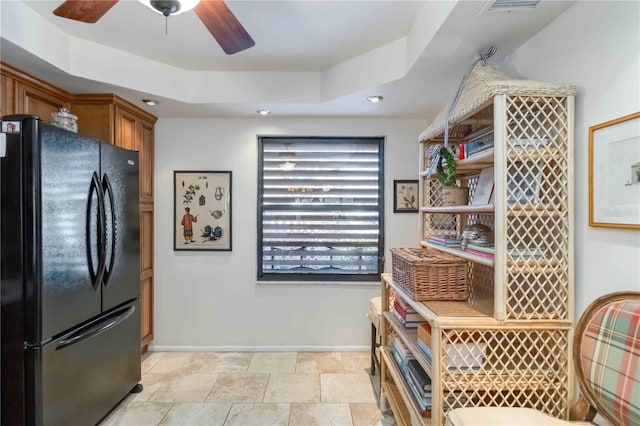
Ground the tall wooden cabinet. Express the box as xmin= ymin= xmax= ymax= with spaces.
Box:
xmin=72 ymin=94 xmax=157 ymax=350
xmin=1 ymin=63 xmax=156 ymax=352
xmin=380 ymin=64 xmax=576 ymax=425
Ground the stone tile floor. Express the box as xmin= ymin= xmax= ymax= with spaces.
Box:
xmin=99 ymin=351 xmax=395 ymax=426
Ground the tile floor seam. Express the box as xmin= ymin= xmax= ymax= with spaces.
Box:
xmin=203 ymin=372 xmax=222 ymax=402
xmin=221 ymin=402 xmax=232 ymax=426
xmin=262 ymin=373 xmax=272 ymax=403
xmin=156 ymin=402 xmax=174 ymax=426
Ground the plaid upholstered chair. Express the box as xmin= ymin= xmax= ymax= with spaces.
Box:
xmin=445 ymin=291 xmax=640 ymax=426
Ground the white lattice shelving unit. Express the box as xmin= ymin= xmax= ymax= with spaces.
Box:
xmin=380 ymin=64 xmax=576 ymax=426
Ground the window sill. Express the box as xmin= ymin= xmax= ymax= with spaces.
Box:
xmin=256 ymin=280 xmax=380 ymax=287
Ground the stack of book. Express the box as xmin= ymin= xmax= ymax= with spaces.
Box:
xmin=459 ymin=130 xmax=495 ymax=159
xmin=464 ymin=243 xmax=495 ymax=260
xmin=391 ymin=337 xmax=414 ymax=374
xmin=406 ymin=359 xmax=432 ymax=415
xmin=426 ymin=235 xmax=462 ymax=248
xmin=392 ymin=337 xmax=432 ymax=416
xmin=417 ymin=323 xmax=487 ymax=370
xmin=393 ymin=297 xmax=427 ymax=328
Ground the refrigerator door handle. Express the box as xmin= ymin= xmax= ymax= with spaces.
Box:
xmin=56 ymin=305 xmax=135 ymax=350
xmin=101 ymin=173 xmax=116 ymax=288
xmin=86 ymin=172 xmax=107 ymax=290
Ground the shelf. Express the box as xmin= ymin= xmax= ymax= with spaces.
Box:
xmin=419 ymin=149 xmax=494 ymax=179
xmin=383 ymin=274 xmax=496 ymax=326
xmin=420 ymin=242 xmax=495 ymax=267
xmin=382 ymin=382 xmax=412 ymax=426
xmin=420 ymin=204 xmax=494 ymax=214
xmin=383 ymin=311 xmax=432 ymax=377
xmin=457 ymin=149 xmax=494 ymax=173
xmin=381 ymin=348 xmax=432 ymax=425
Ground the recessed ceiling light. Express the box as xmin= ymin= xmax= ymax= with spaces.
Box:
xmin=142 ymin=99 xmax=159 ymax=106
xmin=367 ymin=95 xmax=384 ymax=103
xmin=257 ymin=109 xmax=271 ymax=116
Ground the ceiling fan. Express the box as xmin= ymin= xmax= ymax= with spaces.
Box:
xmin=52 ymin=0 xmax=255 ymax=55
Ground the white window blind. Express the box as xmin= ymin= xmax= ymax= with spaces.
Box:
xmin=258 ymin=137 xmax=384 ymax=281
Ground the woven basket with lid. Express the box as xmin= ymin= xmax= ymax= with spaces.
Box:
xmin=391 ymin=248 xmax=468 ymax=301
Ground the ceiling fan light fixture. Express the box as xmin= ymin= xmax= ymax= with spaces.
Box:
xmin=367 ymin=95 xmax=384 ymax=103
xmin=257 ymin=109 xmax=271 ymax=116
xmin=139 ymin=0 xmax=200 ymax=16
xmin=142 ymin=99 xmax=159 ymax=106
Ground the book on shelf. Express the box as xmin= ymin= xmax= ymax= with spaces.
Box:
xmin=427 ymin=235 xmax=462 ymax=244
xmin=394 ymin=300 xmax=424 ymax=322
xmin=417 ymin=338 xmax=432 ymax=361
xmin=407 ymin=359 xmax=431 ymax=392
xmin=406 ymin=374 xmax=432 ymax=412
xmin=465 ymin=243 xmax=495 ymax=254
xmin=394 ymin=296 xmax=417 ymax=314
xmin=393 ymin=337 xmax=414 ymax=362
xmin=465 ymin=142 xmax=494 ymax=158
xmin=471 ymin=167 xmax=494 ymax=206
xmin=417 ymin=323 xmax=431 ymax=347
xmin=393 ymin=309 xmax=425 ymax=328
xmin=463 ymin=248 xmax=495 ymax=260
xmin=427 ymin=239 xmax=462 ymax=248
xmin=427 ymin=235 xmax=462 ymax=248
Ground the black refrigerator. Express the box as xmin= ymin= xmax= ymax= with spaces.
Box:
xmin=1 ymin=115 xmax=142 ymax=425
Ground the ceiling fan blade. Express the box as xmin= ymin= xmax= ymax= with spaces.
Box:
xmin=53 ymin=0 xmax=119 ymax=24
xmin=195 ymin=0 xmax=255 ymax=55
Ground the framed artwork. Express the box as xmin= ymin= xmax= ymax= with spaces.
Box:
xmin=394 ymin=180 xmax=418 ymax=213
xmin=174 ymin=170 xmax=232 ymax=251
xmin=589 ymin=111 xmax=640 ymax=229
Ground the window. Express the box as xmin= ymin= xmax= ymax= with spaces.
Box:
xmin=258 ymin=137 xmax=384 ymax=282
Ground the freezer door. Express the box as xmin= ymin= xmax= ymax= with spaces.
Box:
xmin=101 ymin=143 xmax=140 ymax=311
xmin=32 ymin=123 xmax=103 ymax=342
xmin=27 ymin=301 xmax=141 ymax=426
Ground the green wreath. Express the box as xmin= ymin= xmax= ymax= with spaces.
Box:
xmin=436 ymin=146 xmax=457 ymax=187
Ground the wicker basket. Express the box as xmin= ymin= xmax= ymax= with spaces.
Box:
xmin=391 ymin=248 xmax=468 ymax=301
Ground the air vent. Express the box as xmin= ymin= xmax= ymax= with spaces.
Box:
xmin=483 ymin=0 xmax=541 ymax=13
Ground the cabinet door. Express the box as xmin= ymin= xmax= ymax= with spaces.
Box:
xmin=140 ymin=204 xmax=154 ymax=348
xmin=139 ymin=119 xmax=154 ymax=203
xmin=1 ymin=73 xmax=16 ymax=117
xmin=16 ymin=82 xmax=70 ymax=122
xmin=115 ymin=107 xmax=138 ymax=151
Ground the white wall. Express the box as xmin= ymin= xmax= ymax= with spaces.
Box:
xmin=152 ymin=118 xmax=425 ymax=350
xmin=502 ymin=1 xmax=640 ymax=318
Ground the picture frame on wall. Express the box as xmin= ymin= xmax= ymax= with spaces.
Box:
xmin=394 ymin=180 xmax=418 ymax=213
xmin=174 ymin=170 xmax=232 ymax=251
xmin=589 ymin=111 xmax=640 ymax=230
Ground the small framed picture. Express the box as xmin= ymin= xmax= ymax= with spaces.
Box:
xmin=589 ymin=112 xmax=640 ymax=229
xmin=174 ymin=170 xmax=232 ymax=251
xmin=1 ymin=121 xmax=20 ymax=133
xmin=394 ymin=180 xmax=418 ymax=213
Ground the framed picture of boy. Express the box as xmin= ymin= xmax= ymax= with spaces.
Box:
xmin=174 ymin=170 xmax=232 ymax=251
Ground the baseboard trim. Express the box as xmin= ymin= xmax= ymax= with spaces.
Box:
xmin=148 ymin=345 xmax=369 ymax=352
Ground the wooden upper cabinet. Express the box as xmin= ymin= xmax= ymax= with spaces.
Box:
xmin=1 ymin=62 xmax=71 ymax=121
xmin=72 ymin=95 xmax=157 ymax=203
xmin=17 ymin=82 xmax=70 ymax=123
xmin=116 ymin=107 xmax=139 ymax=151
xmin=1 ymin=73 xmax=16 ymax=117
